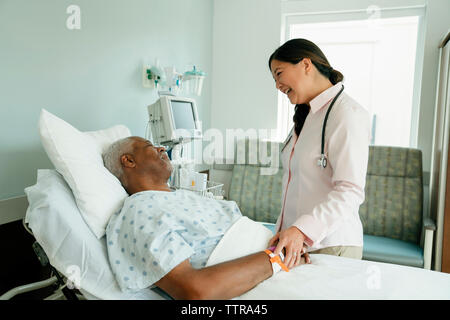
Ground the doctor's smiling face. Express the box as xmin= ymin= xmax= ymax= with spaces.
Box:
xmin=270 ymin=58 xmax=316 ymax=105
xmin=269 ymin=39 xmax=344 ymax=107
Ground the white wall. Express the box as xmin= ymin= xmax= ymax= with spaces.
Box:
xmin=211 ymin=0 xmax=281 ymax=134
xmin=0 ymin=0 xmax=213 ymax=200
xmin=211 ymin=0 xmax=450 ymax=174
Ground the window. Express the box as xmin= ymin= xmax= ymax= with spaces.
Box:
xmin=278 ymin=7 xmax=425 ymax=148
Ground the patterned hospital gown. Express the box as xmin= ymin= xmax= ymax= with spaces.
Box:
xmin=106 ymin=189 xmax=242 ymax=293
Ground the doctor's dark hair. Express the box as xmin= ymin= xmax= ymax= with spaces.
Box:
xmin=268 ymin=38 xmax=344 ymax=85
xmin=268 ymin=39 xmax=344 ymax=136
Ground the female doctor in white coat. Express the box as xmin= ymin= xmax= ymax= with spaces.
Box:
xmin=267 ymin=39 xmax=371 ymax=269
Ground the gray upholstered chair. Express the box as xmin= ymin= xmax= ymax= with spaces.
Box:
xmin=211 ymin=141 xmax=436 ymax=269
xmin=218 ymin=139 xmax=284 ymax=224
xmin=359 ymin=146 xmax=436 ymax=269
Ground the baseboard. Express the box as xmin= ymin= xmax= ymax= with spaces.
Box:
xmin=0 ymin=196 xmax=28 ymax=225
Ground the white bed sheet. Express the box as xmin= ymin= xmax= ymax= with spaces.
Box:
xmin=206 ymin=217 xmax=450 ymax=300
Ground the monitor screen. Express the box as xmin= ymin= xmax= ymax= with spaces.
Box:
xmin=171 ymin=100 xmax=196 ymax=130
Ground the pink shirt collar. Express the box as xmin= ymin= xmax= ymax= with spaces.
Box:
xmin=309 ymin=81 xmax=343 ymax=114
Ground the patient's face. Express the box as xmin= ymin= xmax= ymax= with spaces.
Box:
xmin=131 ymin=137 xmax=173 ymax=179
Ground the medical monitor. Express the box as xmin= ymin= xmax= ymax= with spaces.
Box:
xmin=147 ymin=96 xmax=202 ymax=145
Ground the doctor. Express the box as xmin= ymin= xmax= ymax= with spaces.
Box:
xmin=268 ymin=39 xmax=371 ymax=269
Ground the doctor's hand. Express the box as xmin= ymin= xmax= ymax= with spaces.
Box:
xmin=268 ymin=226 xmax=311 ymax=269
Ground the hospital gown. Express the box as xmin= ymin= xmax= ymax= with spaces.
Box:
xmin=106 ymin=189 xmax=242 ymax=293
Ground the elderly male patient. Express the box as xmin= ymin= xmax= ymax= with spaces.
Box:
xmin=103 ymin=136 xmax=308 ymax=300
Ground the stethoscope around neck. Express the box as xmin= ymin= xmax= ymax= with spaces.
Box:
xmin=317 ymin=84 xmax=344 ymax=169
xmin=282 ymin=84 xmax=344 ymax=169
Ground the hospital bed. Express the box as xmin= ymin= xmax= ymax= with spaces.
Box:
xmin=2 ymin=108 xmax=450 ymax=300
xmin=2 ymin=168 xmax=450 ymax=300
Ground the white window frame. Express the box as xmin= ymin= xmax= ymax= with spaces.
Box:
xmin=278 ymin=3 xmax=426 ymax=147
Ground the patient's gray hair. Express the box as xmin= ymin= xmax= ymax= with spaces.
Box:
xmin=103 ymin=137 xmax=135 ymax=180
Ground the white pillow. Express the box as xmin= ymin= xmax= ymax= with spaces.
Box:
xmin=38 ymin=109 xmax=130 ymax=238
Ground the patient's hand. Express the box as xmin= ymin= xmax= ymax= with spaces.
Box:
xmin=300 ymin=252 xmax=311 ymax=265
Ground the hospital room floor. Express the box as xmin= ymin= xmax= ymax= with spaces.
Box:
xmin=0 ymin=220 xmax=55 ymax=300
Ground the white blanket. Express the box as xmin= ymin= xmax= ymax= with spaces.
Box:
xmin=206 ymin=217 xmax=450 ymax=300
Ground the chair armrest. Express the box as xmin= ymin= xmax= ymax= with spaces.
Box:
xmin=423 ymin=217 xmax=436 ymax=231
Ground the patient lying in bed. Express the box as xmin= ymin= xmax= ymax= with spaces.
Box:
xmin=107 ymin=188 xmax=242 ymax=292
xmin=103 ymin=136 xmax=309 ymax=300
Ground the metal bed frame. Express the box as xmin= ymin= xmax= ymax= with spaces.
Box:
xmin=0 ymin=218 xmax=82 ymax=300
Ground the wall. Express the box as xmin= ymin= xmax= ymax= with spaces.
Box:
xmin=0 ymin=0 xmax=213 ymax=201
xmin=211 ymin=0 xmax=281 ymax=134
xmin=210 ymin=0 xmax=450 ymax=174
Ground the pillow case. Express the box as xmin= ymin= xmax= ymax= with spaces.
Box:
xmin=38 ymin=109 xmax=130 ymax=238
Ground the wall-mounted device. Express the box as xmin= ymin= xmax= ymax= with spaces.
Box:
xmin=142 ymin=59 xmax=206 ymax=96
xmin=147 ymin=95 xmax=202 ymax=146
xmin=143 ymin=64 xmax=167 ymax=89
xmin=183 ymin=66 xmax=206 ymax=96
